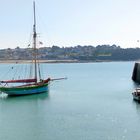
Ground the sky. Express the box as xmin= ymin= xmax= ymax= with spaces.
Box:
xmin=0 ymin=0 xmax=140 ymax=48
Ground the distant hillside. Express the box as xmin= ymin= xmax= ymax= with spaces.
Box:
xmin=1 ymin=45 xmax=140 ymax=61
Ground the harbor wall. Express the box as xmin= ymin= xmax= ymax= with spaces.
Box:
xmin=132 ymin=62 xmax=140 ymax=83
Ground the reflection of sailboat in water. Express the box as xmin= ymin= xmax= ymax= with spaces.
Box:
xmin=6 ymin=92 xmax=49 ymax=101
xmin=0 ymin=1 xmax=50 ymax=96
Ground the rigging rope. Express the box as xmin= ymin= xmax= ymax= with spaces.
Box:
xmin=0 ymin=64 xmax=16 ymax=80
xmin=37 ymin=60 xmax=41 ymax=80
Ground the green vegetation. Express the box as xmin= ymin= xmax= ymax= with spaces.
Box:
xmin=1 ymin=44 xmax=140 ymax=61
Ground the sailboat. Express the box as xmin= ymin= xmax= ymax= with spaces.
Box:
xmin=0 ymin=1 xmax=50 ymax=96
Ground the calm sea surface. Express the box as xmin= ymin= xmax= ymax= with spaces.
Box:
xmin=0 ymin=62 xmax=139 ymax=140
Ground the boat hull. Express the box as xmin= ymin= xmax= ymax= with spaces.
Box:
xmin=132 ymin=88 xmax=140 ymax=101
xmin=132 ymin=94 xmax=140 ymax=101
xmin=0 ymin=83 xmax=49 ymax=96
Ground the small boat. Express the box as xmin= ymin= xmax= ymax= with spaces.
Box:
xmin=132 ymin=88 xmax=140 ymax=101
xmin=0 ymin=1 xmax=50 ymax=96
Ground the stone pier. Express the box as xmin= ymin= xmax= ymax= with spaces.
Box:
xmin=132 ymin=62 xmax=140 ymax=83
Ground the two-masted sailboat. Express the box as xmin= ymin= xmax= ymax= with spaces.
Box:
xmin=0 ymin=1 xmax=50 ymax=96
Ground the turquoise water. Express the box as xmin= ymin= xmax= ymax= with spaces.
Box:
xmin=0 ymin=62 xmax=139 ymax=140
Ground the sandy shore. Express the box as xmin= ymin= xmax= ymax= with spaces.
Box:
xmin=0 ymin=60 xmax=79 ymax=63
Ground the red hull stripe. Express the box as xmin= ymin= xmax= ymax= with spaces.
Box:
xmin=0 ymin=78 xmax=37 ymax=83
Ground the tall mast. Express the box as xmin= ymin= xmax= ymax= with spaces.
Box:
xmin=33 ymin=1 xmax=37 ymax=82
